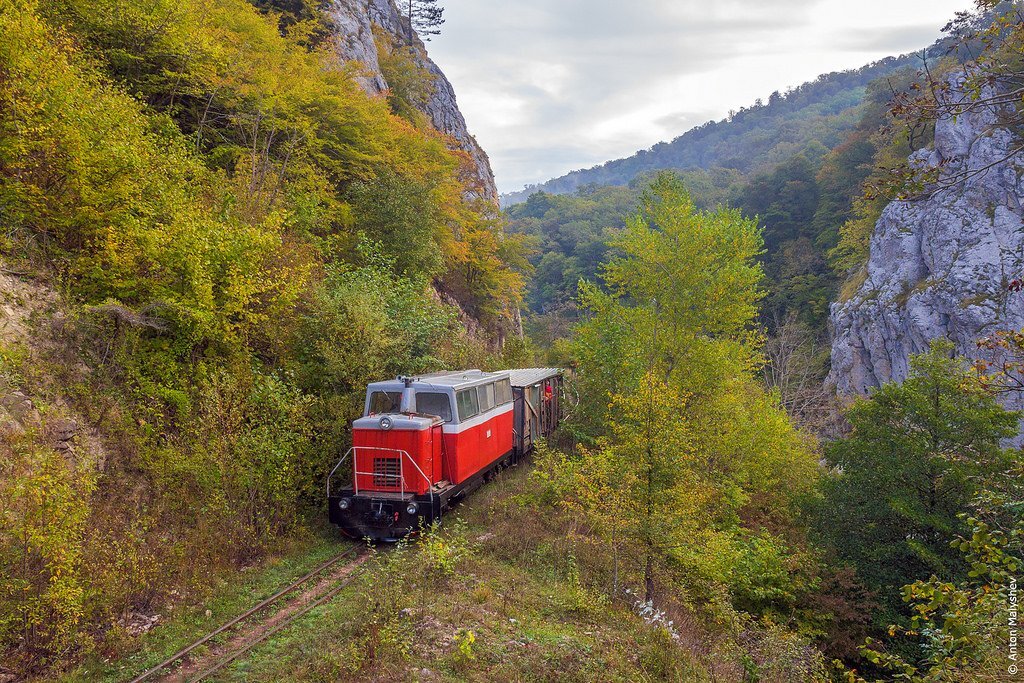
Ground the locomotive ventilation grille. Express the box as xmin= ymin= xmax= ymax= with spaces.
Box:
xmin=372 ymin=457 xmax=401 ymax=488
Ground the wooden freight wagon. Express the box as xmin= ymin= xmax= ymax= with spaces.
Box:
xmin=508 ymin=368 xmax=562 ymax=457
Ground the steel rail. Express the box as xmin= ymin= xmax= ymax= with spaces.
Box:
xmin=126 ymin=545 xmax=361 ymax=683
xmin=189 ymin=560 xmax=371 ymax=681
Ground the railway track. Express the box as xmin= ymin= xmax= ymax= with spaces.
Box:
xmin=126 ymin=545 xmax=369 ymax=683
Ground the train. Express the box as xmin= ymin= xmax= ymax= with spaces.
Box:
xmin=327 ymin=368 xmax=563 ymax=541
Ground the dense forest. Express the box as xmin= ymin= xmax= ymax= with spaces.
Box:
xmin=500 ymin=58 xmax=926 ymax=206
xmin=1 ymin=0 xmax=1022 ymax=682
xmin=0 ymin=0 xmax=527 ymax=674
xmin=506 ymin=61 xmax=933 ymax=363
xmin=498 ymin=7 xmax=1012 ymax=209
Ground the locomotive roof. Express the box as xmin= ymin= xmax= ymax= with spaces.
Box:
xmin=368 ymin=370 xmax=506 ymax=391
xmin=506 ymin=368 xmax=561 ymax=387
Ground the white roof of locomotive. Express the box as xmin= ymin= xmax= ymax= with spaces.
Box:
xmin=367 ymin=370 xmax=508 ymax=393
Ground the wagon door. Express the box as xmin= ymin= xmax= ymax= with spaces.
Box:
xmin=528 ymin=384 xmax=541 ymax=445
xmin=513 ymin=387 xmax=530 ymax=456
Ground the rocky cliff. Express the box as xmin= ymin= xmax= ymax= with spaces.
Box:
xmin=328 ymin=0 xmax=497 ymax=203
xmin=829 ymin=73 xmax=1024 ymax=413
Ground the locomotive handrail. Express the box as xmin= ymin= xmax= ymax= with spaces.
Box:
xmin=326 ymin=449 xmax=352 ymax=498
xmin=327 ymin=446 xmax=436 ymax=516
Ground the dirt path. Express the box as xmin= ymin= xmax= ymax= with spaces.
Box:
xmin=157 ymin=552 xmax=371 ymax=682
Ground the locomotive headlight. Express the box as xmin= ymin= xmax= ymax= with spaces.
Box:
xmin=406 ymin=502 xmax=418 ymax=516
xmin=338 ymin=498 xmax=351 ymax=511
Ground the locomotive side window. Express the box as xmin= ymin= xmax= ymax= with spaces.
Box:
xmin=456 ymin=389 xmax=479 ymax=420
xmin=494 ymin=378 xmax=512 ymax=405
xmin=477 ymin=383 xmax=495 ymax=412
xmin=416 ymin=392 xmax=453 ymax=422
xmin=368 ymin=391 xmax=401 ymax=414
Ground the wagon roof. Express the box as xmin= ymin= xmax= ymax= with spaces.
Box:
xmin=505 ymin=368 xmax=562 ymax=387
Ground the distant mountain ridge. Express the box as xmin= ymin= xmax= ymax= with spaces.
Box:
xmin=501 ymin=48 xmax=949 ymax=207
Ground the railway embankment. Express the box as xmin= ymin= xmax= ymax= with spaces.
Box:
xmin=61 ymin=462 xmax=817 ymax=682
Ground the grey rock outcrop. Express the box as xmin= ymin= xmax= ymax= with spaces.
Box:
xmin=328 ymin=0 xmax=497 ymax=203
xmin=829 ymin=73 xmax=1024 ymax=420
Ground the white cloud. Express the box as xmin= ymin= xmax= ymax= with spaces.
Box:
xmin=427 ymin=0 xmax=974 ymax=193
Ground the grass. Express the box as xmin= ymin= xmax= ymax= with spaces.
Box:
xmin=58 ymin=523 xmax=347 ymax=683
xmin=838 ymin=265 xmax=869 ymax=303
xmin=186 ymin=464 xmax=710 ymax=682
xmin=60 ymin=458 xmax=819 ymax=682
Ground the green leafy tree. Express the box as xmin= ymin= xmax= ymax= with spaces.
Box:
xmin=572 ymin=172 xmax=765 ymax=437
xmin=346 ymin=171 xmax=446 ymax=278
xmin=571 ymin=375 xmax=705 ymax=601
xmin=845 ymin=440 xmax=1023 ymax=680
xmin=0 ymin=437 xmax=95 ymax=663
xmin=374 ymin=27 xmax=435 ymax=123
xmin=850 ymin=514 xmax=1021 ymax=683
xmin=565 ymin=173 xmax=819 ymax=603
xmin=814 ymin=340 xmax=1019 ymax=621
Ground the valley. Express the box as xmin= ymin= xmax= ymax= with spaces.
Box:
xmin=0 ymin=1 xmax=1021 ymax=682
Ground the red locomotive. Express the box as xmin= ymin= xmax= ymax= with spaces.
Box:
xmin=328 ymin=368 xmax=562 ymax=541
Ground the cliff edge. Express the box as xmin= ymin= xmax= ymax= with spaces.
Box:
xmin=830 ymin=73 xmax=1024 ymax=418
xmin=329 ymin=0 xmax=497 ymax=203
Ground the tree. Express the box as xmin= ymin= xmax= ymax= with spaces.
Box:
xmin=886 ymin=2 xmax=1024 ymax=199
xmin=813 ymin=340 xmax=1019 ymax=622
xmin=851 ymin=514 xmax=1022 ymax=683
xmin=346 ymin=171 xmax=445 ymax=279
xmin=569 ymin=375 xmax=706 ymax=602
xmin=374 ymin=27 xmax=435 ymax=122
xmin=571 ymin=173 xmax=766 ymax=437
xmin=761 ymin=313 xmax=839 ymax=435
xmin=846 ymin=444 xmax=1023 ymax=680
xmin=565 ymin=173 xmax=819 ymax=602
xmin=404 ymin=0 xmax=444 ymax=44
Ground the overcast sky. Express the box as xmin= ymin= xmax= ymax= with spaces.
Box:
xmin=426 ymin=0 xmax=975 ymax=194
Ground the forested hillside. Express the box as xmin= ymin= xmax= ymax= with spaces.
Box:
xmin=2 ymin=1 xmax=1021 ymax=682
xmin=508 ymin=76 xmax=911 ymax=349
xmin=505 ymin=52 xmax=945 ymax=353
xmin=501 ymin=54 xmax=929 ymax=206
xmin=0 ymin=0 xmax=525 ymax=673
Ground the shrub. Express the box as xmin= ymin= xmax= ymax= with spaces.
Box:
xmin=0 ymin=434 xmax=96 ymax=661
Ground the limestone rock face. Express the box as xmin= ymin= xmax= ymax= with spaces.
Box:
xmin=328 ymin=0 xmax=497 ymax=203
xmin=829 ymin=74 xmax=1024 ymax=425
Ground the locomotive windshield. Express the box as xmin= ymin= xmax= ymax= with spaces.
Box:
xmin=368 ymin=391 xmax=401 ymax=414
xmin=367 ymin=389 xmax=452 ymax=421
